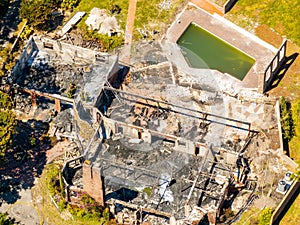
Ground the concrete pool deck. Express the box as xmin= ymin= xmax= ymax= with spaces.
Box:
xmin=166 ymin=2 xmax=278 ymax=92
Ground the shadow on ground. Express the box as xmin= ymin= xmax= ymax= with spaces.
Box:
xmin=0 ymin=119 xmax=51 ymax=205
xmin=265 ymin=53 xmax=299 ymax=92
xmin=0 ymin=0 xmax=21 ymax=46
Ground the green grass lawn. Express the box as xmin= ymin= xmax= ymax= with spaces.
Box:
xmin=226 ymin=0 xmax=300 ymax=46
xmin=75 ymin=0 xmax=188 ymax=40
xmin=134 ymin=0 xmax=188 ymax=39
xmin=280 ymin=193 xmax=300 ymax=225
xmin=75 ymin=0 xmax=129 ymax=30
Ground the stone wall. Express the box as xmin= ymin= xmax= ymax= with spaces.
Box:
xmin=33 ymin=36 xmax=98 ymax=63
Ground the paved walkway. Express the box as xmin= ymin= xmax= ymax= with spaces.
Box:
xmin=0 ymin=189 xmax=40 ymax=225
xmin=120 ymin=0 xmax=137 ymax=64
xmin=124 ymin=0 xmax=137 ymax=45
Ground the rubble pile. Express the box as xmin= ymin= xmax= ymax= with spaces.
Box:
xmin=128 ymin=99 xmax=171 ymax=128
xmin=14 ymin=91 xmax=33 ymax=113
xmin=53 ymin=64 xmax=85 ymax=95
xmin=20 ymin=63 xmax=85 ymax=96
xmin=220 ymin=138 xmax=244 ymax=153
xmin=97 ymin=137 xmax=216 ymax=219
xmin=64 ymin=142 xmax=81 ymax=161
xmin=52 ymin=108 xmax=74 ymax=134
xmin=22 ymin=67 xmax=58 ymax=93
xmin=85 ymin=7 xmax=122 ymax=36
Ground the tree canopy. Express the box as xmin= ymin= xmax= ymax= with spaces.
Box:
xmin=20 ymin=0 xmax=62 ymax=30
xmin=0 ymin=0 xmax=9 ymax=9
xmin=20 ymin=0 xmax=81 ymax=30
xmin=0 ymin=0 xmax=9 ymax=18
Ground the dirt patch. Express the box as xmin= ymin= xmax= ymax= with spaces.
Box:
xmin=191 ymin=0 xmax=224 ymax=15
xmin=255 ymin=24 xmax=283 ymax=47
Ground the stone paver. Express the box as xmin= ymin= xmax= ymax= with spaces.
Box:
xmin=0 ymin=189 xmax=40 ymax=225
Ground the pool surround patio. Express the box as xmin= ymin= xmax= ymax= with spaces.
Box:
xmin=166 ymin=3 xmax=278 ymax=92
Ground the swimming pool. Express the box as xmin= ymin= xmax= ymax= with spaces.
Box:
xmin=177 ymin=23 xmax=255 ymax=80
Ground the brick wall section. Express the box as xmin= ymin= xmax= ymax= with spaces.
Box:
xmin=82 ymin=162 xmax=105 ymax=206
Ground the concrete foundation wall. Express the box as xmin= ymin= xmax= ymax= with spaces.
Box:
xmin=123 ymin=126 xmax=140 ymax=139
xmin=174 ymin=139 xmax=195 ymax=155
xmin=270 ymin=181 xmax=300 ymax=225
xmin=11 ymin=36 xmax=38 ymax=82
xmin=33 ymin=36 xmax=98 ymax=62
xmin=106 ymin=118 xmax=205 ymax=155
xmin=82 ymin=162 xmax=105 ymax=206
xmin=142 ymin=130 xmax=152 ymax=143
xmin=107 ymin=59 xmax=120 ymax=82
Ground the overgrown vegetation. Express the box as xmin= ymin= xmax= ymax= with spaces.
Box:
xmin=66 ymin=193 xmax=113 ymax=223
xmin=280 ymin=192 xmax=300 ymax=225
xmin=45 ymin=163 xmax=64 ymax=197
xmin=0 ymin=0 xmax=10 ymax=18
xmin=82 ymin=30 xmax=124 ymax=52
xmin=18 ymin=0 xmax=186 ymax=51
xmin=74 ymin=0 xmax=187 ymax=49
xmin=0 ymin=45 xmax=19 ymax=77
xmin=289 ymin=99 xmax=300 ymax=164
xmin=61 ymin=0 xmax=80 ymax=10
xmin=19 ymin=24 xmax=34 ymax=41
xmin=257 ymin=207 xmax=274 ymax=225
xmin=41 ymin=163 xmax=116 ymax=224
xmin=20 ymin=0 xmax=61 ymax=31
xmin=19 ymin=0 xmax=79 ymax=31
xmin=0 ymin=91 xmax=16 ymax=162
xmin=142 ymin=187 xmax=152 ymax=197
xmin=74 ymin=0 xmax=127 ymax=52
xmin=233 ymin=207 xmax=273 ymax=225
xmin=0 ymin=20 xmax=29 ymax=77
xmin=0 ymin=212 xmax=14 ymax=225
xmin=134 ymin=0 xmax=188 ymax=40
xmin=280 ymin=97 xmax=294 ymax=142
xmin=66 ymin=83 xmax=77 ymax=98
xmin=75 ymin=0 xmax=128 ymax=30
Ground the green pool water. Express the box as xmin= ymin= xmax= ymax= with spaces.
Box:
xmin=177 ymin=23 xmax=255 ymax=80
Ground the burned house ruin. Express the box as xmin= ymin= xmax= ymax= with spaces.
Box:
xmin=6 ymin=6 xmax=291 ymax=222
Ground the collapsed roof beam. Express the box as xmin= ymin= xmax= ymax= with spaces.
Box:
xmin=103 ymin=86 xmax=252 ymax=133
